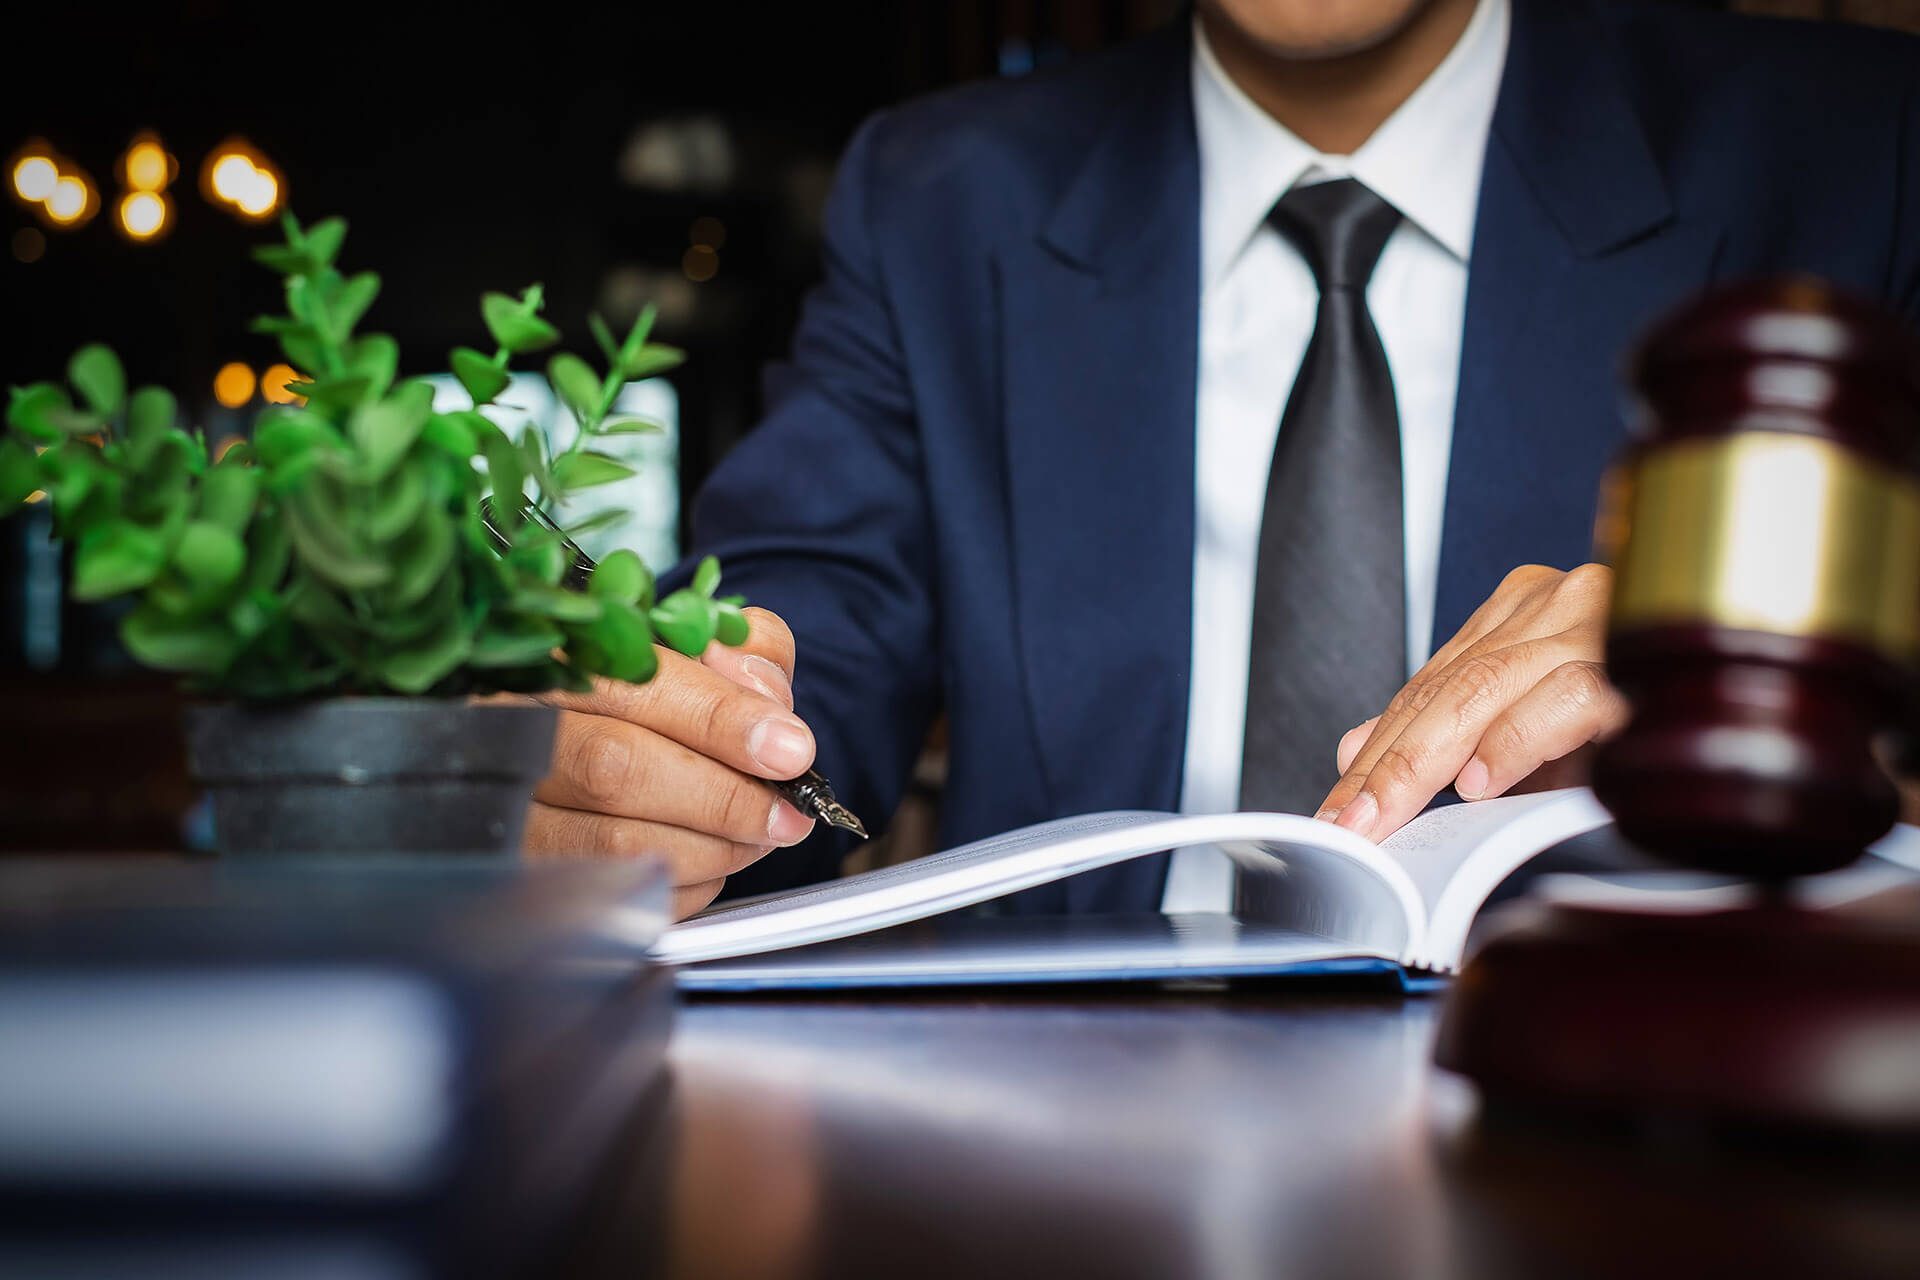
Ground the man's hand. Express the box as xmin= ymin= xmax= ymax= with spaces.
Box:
xmin=525 ymin=607 xmax=817 ymax=919
xmin=1314 ymin=564 xmax=1629 ymax=840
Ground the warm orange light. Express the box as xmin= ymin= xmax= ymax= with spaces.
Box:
xmin=213 ymin=436 xmax=245 ymax=461
xmin=204 ymin=141 xmax=284 ymax=221
xmin=122 ymin=135 xmax=174 ymax=192
xmin=43 ymin=173 xmax=95 ymax=227
xmin=213 ymin=362 xmax=256 ymax=409
xmin=682 ymin=244 xmax=718 ymax=282
xmin=25 ymin=490 xmax=47 ymax=504
xmin=260 ymin=363 xmax=303 ymax=405
xmin=12 ymin=154 xmax=57 ymax=203
xmin=117 ymin=190 xmax=171 ymax=241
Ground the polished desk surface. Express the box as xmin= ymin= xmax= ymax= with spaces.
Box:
xmin=632 ymin=988 xmax=1920 ymax=1280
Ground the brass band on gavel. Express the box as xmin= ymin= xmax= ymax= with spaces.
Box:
xmin=1591 ymin=279 xmax=1920 ymax=877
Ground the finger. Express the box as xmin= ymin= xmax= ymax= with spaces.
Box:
xmin=536 ymin=710 xmax=816 ymax=846
xmin=673 ymin=879 xmax=726 ymax=921
xmin=536 ymin=650 xmax=816 ymax=780
xmin=1321 ymin=566 xmax=1565 ymax=807
xmin=1320 ymin=635 xmax=1574 ymax=839
xmin=524 ymin=801 xmax=783 ymax=883
xmin=1455 ymin=660 xmax=1627 ymax=802
xmin=1336 ymin=717 xmax=1379 ymax=774
xmin=701 ymin=607 xmax=798 ymax=707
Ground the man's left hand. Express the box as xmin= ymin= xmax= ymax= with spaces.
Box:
xmin=1314 ymin=563 xmax=1629 ymax=840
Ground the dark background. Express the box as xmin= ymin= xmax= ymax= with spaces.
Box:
xmin=1 ymin=0 xmax=1911 ymax=851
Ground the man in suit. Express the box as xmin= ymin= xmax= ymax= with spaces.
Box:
xmin=526 ymin=0 xmax=1920 ymax=919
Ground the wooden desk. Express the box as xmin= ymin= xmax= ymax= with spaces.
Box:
xmin=582 ymin=990 xmax=1920 ymax=1280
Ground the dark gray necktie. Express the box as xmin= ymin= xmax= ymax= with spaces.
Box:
xmin=1239 ymin=178 xmax=1406 ymax=815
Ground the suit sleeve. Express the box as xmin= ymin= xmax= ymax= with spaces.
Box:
xmin=666 ymin=112 xmax=942 ymax=896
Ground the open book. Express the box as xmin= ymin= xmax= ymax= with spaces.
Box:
xmin=656 ymin=789 xmax=1920 ymax=992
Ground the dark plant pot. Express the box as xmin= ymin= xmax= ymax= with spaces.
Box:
xmin=185 ymin=699 xmax=558 ymax=856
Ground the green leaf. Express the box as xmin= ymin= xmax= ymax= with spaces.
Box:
xmin=253 ymin=409 xmax=347 ymax=468
xmin=329 ymin=271 xmax=381 ymax=341
xmin=483 ymin=427 xmax=526 ymax=506
xmin=197 ymin=462 xmax=259 ymax=534
xmin=588 ymin=312 xmax=620 ymax=366
xmin=714 ymin=600 xmax=750 ymax=647
xmin=343 ymin=333 xmax=399 ymax=399
xmin=348 ymin=381 xmax=433 ymax=479
xmin=67 ymin=346 xmax=126 ymax=418
xmin=564 ymin=507 xmax=629 ymax=537
xmin=577 ymin=600 xmax=657 ymax=683
xmin=517 ymin=426 xmax=555 ymax=503
xmin=691 ymin=554 xmax=721 ymax=597
xmin=126 ymin=387 xmax=176 ymax=445
xmin=385 ymin=505 xmax=454 ymax=608
xmin=0 ymin=437 xmax=39 ymax=514
xmin=367 ymin=462 xmax=426 ymax=542
xmin=245 ymin=510 xmax=292 ymax=593
xmin=8 ymin=383 xmax=70 ymax=443
xmin=171 ymin=520 xmax=246 ymax=590
xmin=649 ymin=589 xmax=717 ymax=655
xmin=72 ymin=519 xmax=168 ymax=600
xmin=551 ymin=450 xmax=636 ymax=491
xmin=510 ymin=583 xmax=602 ymax=623
xmin=547 ymin=353 xmax=602 ymax=425
xmin=450 ymin=346 xmax=509 ymax=404
xmin=481 ymin=291 xmax=560 ymax=355
xmin=304 ymin=217 xmax=347 ymax=268
xmin=297 ymin=375 xmax=374 ymax=415
xmin=285 ymin=487 xmax=392 ymax=590
xmin=597 ymin=417 xmax=664 ymax=435
xmin=589 ymin=548 xmax=650 ymax=605
xmin=378 ymin=611 xmax=471 ymax=694
xmin=251 ymin=244 xmax=310 ymax=276
xmin=470 ymin=615 xmax=565 ymax=667
xmin=423 ymin=410 xmax=484 ymax=457
xmin=621 ymin=343 xmax=685 ymax=381
xmin=121 ymin=605 xmax=237 ymax=674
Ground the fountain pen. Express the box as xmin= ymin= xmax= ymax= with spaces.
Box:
xmin=480 ymin=499 xmax=868 ymax=839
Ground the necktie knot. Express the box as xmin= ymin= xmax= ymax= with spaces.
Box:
xmin=1269 ymin=178 xmax=1402 ymax=292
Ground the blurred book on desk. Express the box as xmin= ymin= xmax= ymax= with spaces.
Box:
xmin=0 ymin=856 xmax=673 ymax=1277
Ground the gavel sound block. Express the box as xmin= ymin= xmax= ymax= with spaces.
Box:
xmin=1436 ymin=279 xmax=1920 ymax=1135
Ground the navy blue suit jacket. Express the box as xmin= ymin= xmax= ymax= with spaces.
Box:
xmin=675 ymin=1 xmax=1920 ymax=912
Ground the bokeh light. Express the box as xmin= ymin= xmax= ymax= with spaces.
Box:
xmin=689 ymin=215 xmax=727 ymax=249
xmin=11 ymin=227 xmax=45 ymax=263
xmin=117 ymin=190 xmax=171 ymax=240
xmin=682 ymin=244 xmax=718 ymax=282
xmin=213 ymin=362 xmax=257 ymax=409
xmin=260 ymin=363 xmax=304 ymax=405
xmin=44 ymin=174 xmax=94 ymax=226
xmin=122 ymin=135 xmax=174 ymax=192
xmin=12 ymin=154 xmax=57 ymax=203
xmin=204 ymin=141 xmax=284 ymax=221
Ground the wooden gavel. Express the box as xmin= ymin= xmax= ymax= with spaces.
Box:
xmin=1592 ymin=278 xmax=1920 ymax=877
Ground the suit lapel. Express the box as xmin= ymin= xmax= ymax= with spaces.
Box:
xmin=1436 ymin=0 xmax=1723 ymax=644
xmin=1000 ymin=26 xmax=1199 ymax=912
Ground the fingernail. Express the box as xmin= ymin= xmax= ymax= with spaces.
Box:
xmin=767 ymin=800 xmax=813 ymax=846
xmin=1334 ymin=791 xmax=1378 ymax=838
xmin=741 ymin=655 xmax=793 ymax=708
xmin=1314 ymin=808 xmax=1341 ymax=823
xmin=1457 ymin=757 xmax=1490 ymax=801
xmin=747 ymin=716 xmax=813 ymax=776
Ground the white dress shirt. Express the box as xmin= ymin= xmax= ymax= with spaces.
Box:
xmin=1163 ymin=0 xmax=1511 ymax=912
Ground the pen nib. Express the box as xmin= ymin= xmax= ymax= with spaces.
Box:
xmin=820 ymin=801 xmax=869 ymax=840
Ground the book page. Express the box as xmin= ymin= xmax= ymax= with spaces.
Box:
xmin=654 ymin=810 xmax=1423 ymax=966
xmin=1383 ymin=789 xmax=1613 ymax=971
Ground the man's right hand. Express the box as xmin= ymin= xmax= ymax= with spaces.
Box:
xmin=524 ymin=607 xmax=818 ymax=920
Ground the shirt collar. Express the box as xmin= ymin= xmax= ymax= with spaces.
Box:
xmin=1192 ymin=0 xmax=1510 ymax=289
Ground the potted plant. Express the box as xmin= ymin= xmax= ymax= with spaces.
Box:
xmin=0 ymin=213 xmax=749 ymax=854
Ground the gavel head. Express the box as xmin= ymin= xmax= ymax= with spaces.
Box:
xmin=1591 ymin=279 xmax=1920 ymax=877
